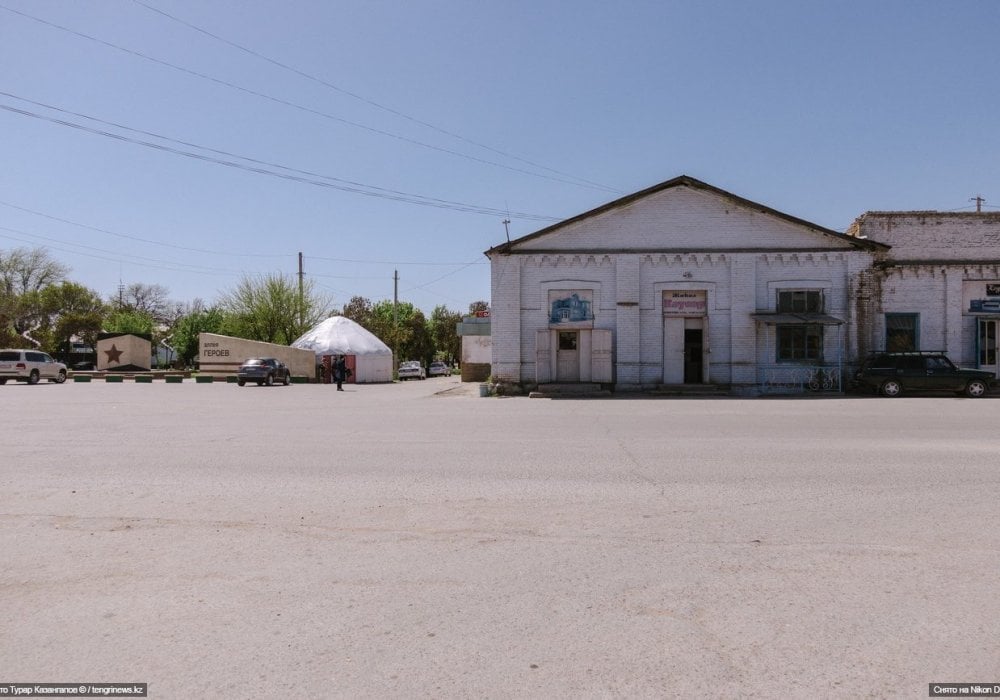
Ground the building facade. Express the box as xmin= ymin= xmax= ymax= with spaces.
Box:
xmin=487 ymin=176 xmax=886 ymax=393
xmin=847 ymin=212 xmax=1000 ymax=379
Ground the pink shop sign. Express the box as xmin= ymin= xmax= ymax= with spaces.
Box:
xmin=663 ymin=290 xmax=706 ymax=316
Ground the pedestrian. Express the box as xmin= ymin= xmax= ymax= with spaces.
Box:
xmin=334 ymin=354 xmax=346 ymax=391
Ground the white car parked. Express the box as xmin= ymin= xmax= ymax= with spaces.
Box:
xmin=397 ymin=361 xmax=426 ymax=381
xmin=0 ymin=349 xmax=68 ymax=385
xmin=428 ymin=361 xmax=450 ymax=377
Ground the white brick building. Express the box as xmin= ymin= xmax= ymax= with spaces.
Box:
xmin=847 ymin=212 xmax=1000 ymax=378
xmin=486 ymin=176 xmax=886 ymax=393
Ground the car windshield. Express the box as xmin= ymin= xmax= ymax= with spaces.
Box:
xmin=245 ymin=359 xmax=265 ymax=366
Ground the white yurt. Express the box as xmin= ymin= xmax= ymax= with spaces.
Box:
xmin=291 ymin=316 xmax=394 ymax=383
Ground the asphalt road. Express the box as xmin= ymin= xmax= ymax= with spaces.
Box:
xmin=2 ymin=378 xmax=998 ymax=698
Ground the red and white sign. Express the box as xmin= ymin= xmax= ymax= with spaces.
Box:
xmin=663 ymin=290 xmax=706 ymax=316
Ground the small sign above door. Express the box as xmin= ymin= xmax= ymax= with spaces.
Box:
xmin=663 ymin=290 xmax=706 ymax=316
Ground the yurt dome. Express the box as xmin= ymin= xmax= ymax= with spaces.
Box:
xmin=291 ymin=316 xmax=393 ymax=383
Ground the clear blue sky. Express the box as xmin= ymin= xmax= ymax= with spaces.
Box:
xmin=2 ymin=0 xmax=998 ymax=316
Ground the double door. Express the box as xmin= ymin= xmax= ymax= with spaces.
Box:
xmin=663 ymin=317 xmax=706 ymax=384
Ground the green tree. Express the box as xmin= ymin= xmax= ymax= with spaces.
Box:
xmin=219 ymin=273 xmax=331 ymax=345
xmin=0 ymin=247 xmax=70 ymax=344
xmin=105 ymin=309 xmax=155 ymax=336
xmin=468 ymin=300 xmax=489 ymax=314
xmin=430 ymin=305 xmax=462 ymax=364
xmin=170 ymin=306 xmax=229 ymax=366
xmin=39 ymin=282 xmax=106 ymax=358
xmin=340 ymin=296 xmax=375 ymax=331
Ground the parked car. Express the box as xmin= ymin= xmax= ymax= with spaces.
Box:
xmin=397 ymin=361 xmax=426 ymax=381
xmin=236 ymin=357 xmax=291 ymax=386
xmin=428 ymin=361 xmax=450 ymax=377
xmin=0 ymin=349 xmax=67 ymax=385
xmin=850 ymin=351 xmax=995 ymax=397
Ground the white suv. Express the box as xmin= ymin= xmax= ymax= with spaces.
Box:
xmin=0 ymin=349 xmax=68 ymax=385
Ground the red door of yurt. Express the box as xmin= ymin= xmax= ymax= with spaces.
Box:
xmin=345 ymin=354 xmax=356 ymax=383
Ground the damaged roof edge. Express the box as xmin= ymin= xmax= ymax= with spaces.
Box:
xmin=484 ymin=175 xmax=889 ymax=257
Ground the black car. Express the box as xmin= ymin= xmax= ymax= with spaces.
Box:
xmin=237 ymin=357 xmax=291 ymax=387
xmin=851 ymin=351 xmax=995 ymax=398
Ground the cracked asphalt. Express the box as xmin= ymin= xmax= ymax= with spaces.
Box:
xmin=2 ymin=378 xmax=998 ymax=697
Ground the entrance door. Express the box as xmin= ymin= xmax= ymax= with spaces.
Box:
xmin=684 ymin=329 xmax=703 ymax=384
xmin=979 ymin=319 xmax=998 ymax=378
xmin=556 ymin=331 xmax=580 ymax=382
xmin=663 ymin=318 xmax=685 ymax=383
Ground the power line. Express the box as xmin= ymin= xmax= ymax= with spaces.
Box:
xmin=0 ymin=3 xmax=619 ymax=194
xmin=130 ymin=0 xmax=621 ymax=195
xmin=0 ymin=98 xmax=561 ymax=222
xmin=0 ymin=198 xmax=286 ymax=258
xmin=0 ymin=226 xmax=248 ymax=277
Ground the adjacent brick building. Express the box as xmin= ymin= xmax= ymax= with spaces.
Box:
xmin=846 ymin=212 xmax=1000 ymax=377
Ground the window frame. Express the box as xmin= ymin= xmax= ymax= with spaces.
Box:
xmin=777 ymin=289 xmax=823 ymax=314
xmin=776 ymin=324 xmax=824 ymax=363
xmin=885 ymin=313 xmax=919 ymax=352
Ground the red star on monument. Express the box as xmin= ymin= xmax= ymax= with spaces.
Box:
xmin=104 ymin=344 xmax=123 ymax=364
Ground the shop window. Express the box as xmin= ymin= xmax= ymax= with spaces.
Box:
xmin=777 ymin=325 xmax=823 ymax=362
xmin=885 ymin=313 xmax=918 ymax=352
xmin=777 ymin=290 xmax=823 ymax=313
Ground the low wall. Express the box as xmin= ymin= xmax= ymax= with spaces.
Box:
xmin=198 ymin=333 xmax=317 ymax=379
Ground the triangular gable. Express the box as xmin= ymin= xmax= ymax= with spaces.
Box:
xmin=486 ymin=175 xmax=887 ymax=255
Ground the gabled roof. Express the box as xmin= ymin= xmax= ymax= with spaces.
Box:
xmin=485 ymin=175 xmax=888 ymax=256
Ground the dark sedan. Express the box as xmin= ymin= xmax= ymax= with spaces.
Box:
xmin=237 ymin=357 xmax=291 ymax=387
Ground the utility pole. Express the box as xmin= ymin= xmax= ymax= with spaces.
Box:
xmin=297 ymin=252 xmax=305 ymax=327
xmin=502 ymin=218 xmax=511 ymax=245
xmin=971 ymin=195 xmax=986 ymax=213
xmin=393 ymin=269 xmax=399 ymax=366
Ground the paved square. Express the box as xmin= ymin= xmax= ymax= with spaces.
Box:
xmin=2 ymin=379 xmax=998 ymax=697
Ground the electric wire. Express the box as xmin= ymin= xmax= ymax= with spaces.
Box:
xmin=0 ymin=91 xmax=557 ymax=221
xmin=0 ymin=3 xmax=617 ymax=194
xmin=0 ymin=100 xmax=561 ymax=222
xmin=130 ymin=0 xmax=621 ymax=195
xmin=0 ymin=198 xmax=287 ymax=258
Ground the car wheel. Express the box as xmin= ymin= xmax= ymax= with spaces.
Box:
xmin=283 ymin=373 xmax=290 ymax=386
xmin=265 ymin=374 xmax=274 ymax=386
xmin=880 ymin=379 xmax=902 ymax=397
xmin=53 ymin=370 xmax=67 ymax=384
xmin=0 ymin=378 xmax=7 ymax=385
xmin=965 ymin=379 xmax=988 ymax=398
xmin=27 ymin=369 xmax=40 ymax=385
xmin=237 ymin=379 xmax=245 ymax=386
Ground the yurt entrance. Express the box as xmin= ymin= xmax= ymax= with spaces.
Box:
xmin=322 ymin=354 xmax=356 ymax=384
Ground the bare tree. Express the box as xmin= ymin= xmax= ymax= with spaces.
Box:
xmin=0 ymin=247 xmax=69 ymax=297
xmin=112 ymin=282 xmax=172 ymax=323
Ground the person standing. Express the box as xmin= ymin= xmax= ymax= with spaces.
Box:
xmin=334 ymin=354 xmax=346 ymax=391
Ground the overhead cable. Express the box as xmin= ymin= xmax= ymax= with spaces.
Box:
xmin=0 ymin=3 xmax=617 ymax=194
xmin=0 ymin=99 xmax=560 ymax=222
xmin=131 ymin=0 xmax=621 ymax=194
